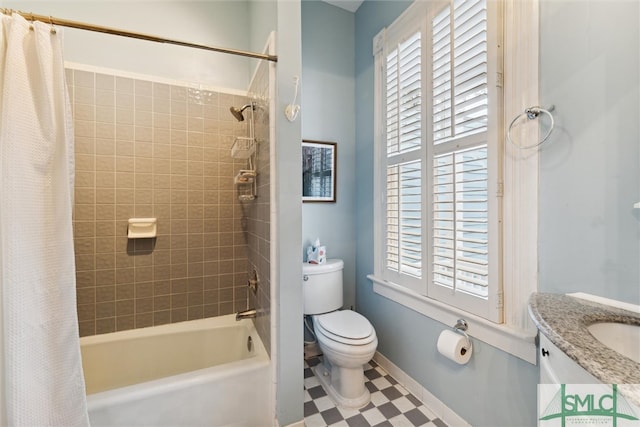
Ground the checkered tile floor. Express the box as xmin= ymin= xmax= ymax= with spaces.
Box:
xmin=304 ymin=357 xmax=447 ymax=427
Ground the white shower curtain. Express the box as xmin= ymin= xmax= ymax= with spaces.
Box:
xmin=0 ymin=13 xmax=89 ymax=426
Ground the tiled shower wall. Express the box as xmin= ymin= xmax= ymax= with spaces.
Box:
xmin=68 ymin=67 xmax=253 ymax=336
xmin=247 ymin=59 xmax=272 ymax=355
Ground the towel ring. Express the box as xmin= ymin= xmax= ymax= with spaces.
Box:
xmin=507 ymin=105 xmax=555 ymax=149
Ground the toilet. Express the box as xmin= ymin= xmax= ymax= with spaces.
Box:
xmin=303 ymin=259 xmax=378 ymax=408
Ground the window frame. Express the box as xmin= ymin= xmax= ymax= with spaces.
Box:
xmin=377 ymin=6 xmax=431 ymax=295
xmin=371 ymin=0 xmax=540 ymax=364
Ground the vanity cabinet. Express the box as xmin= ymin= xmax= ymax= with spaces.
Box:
xmin=538 ymin=334 xmax=600 ymax=384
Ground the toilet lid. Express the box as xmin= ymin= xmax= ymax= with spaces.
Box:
xmin=315 ymin=310 xmax=374 ymax=342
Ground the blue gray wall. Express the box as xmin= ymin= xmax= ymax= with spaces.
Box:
xmin=353 ymin=2 xmax=538 ymax=426
xmin=302 ymin=1 xmax=357 ymax=309
xmin=538 ymin=0 xmax=640 ymax=305
xmin=249 ymin=0 xmax=277 ymax=56
xmin=0 ymin=1 xmax=255 ymax=90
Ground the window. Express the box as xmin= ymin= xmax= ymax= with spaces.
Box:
xmin=373 ymin=0 xmax=503 ymax=322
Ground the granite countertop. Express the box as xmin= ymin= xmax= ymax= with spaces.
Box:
xmin=528 ymin=292 xmax=640 ymax=406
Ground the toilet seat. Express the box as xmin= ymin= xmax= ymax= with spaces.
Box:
xmin=314 ymin=311 xmax=376 ymax=346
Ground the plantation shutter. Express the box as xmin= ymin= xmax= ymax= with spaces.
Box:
xmin=429 ymin=0 xmax=501 ymax=320
xmin=374 ymin=0 xmax=502 ymax=322
xmin=379 ymin=15 xmax=425 ymax=292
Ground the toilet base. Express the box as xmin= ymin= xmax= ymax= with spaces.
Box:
xmin=312 ymin=363 xmax=371 ymax=409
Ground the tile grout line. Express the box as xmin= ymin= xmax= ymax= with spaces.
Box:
xmin=303 ymin=356 xmax=448 ymax=427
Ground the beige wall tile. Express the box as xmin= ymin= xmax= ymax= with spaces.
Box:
xmin=154 ymin=295 xmax=170 ymax=311
xmin=96 ymin=286 xmax=115 ymax=303
xmin=134 ymin=190 xmax=153 ymax=205
xmin=116 ymin=283 xmax=135 ymax=301
xmin=136 ymin=95 xmax=153 ymax=112
xmin=135 ymin=297 xmax=153 ymax=313
xmin=74 ymin=87 xmax=95 ymax=105
xmin=188 ymin=305 xmax=203 ymax=320
xmin=188 ymin=248 xmax=204 ymax=263
xmin=170 ymin=278 xmax=188 ymax=294
xmin=77 ymin=288 xmax=96 ymax=305
xmin=96 ymin=302 xmax=116 ymax=319
xmin=96 ymin=171 xmax=115 ymax=188
xmin=76 ymin=254 xmax=95 ymax=272
xmin=116 ymin=124 xmax=134 ymax=141
xmin=153 ymin=113 xmax=170 ymax=129
xmin=135 ymin=313 xmax=153 ymax=328
xmin=116 ymin=299 xmax=134 ymax=316
xmin=171 ymin=293 xmax=188 ymax=309
xmin=77 ymin=303 xmax=96 ymax=322
xmin=96 ymin=318 xmax=115 ymax=335
xmin=116 ymin=77 xmax=133 ymax=93
xmin=219 ymin=302 xmax=234 ymax=316
xmin=154 ymin=311 xmax=170 ymax=325
xmin=96 ymin=123 xmax=116 ymax=141
xmin=154 ymin=191 xmax=171 ymax=204
xmin=116 ymin=189 xmax=134 ymax=204
xmin=171 ymin=86 xmax=187 ymax=101
xmin=171 ymin=263 xmax=188 ymax=279
xmin=96 ymin=74 xmax=114 ymax=91
xmin=135 ymin=80 xmax=153 ymax=97
xmin=96 ymin=221 xmax=116 ymax=237
xmin=116 ymin=172 xmax=135 ymax=188
xmin=117 ymin=316 xmax=135 ymax=331
xmin=203 ymin=304 xmax=219 ymax=318
xmin=96 ymin=106 xmax=115 ymax=123
xmin=73 ymin=69 xmax=254 ymax=336
xmin=96 ymin=89 xmax=115 ymax=107
xmin=153 ymin=82 xmax=170 ymax=99
xmin=76 ymin=271 xmax=96 ymax=288
xmin=96 ymin=253 xmax=116 ymax=270
xmin=135 ymin=142 xmax=153 ymax=159
xmin=171 ymin=130 xmax=187 ymax=145
xmin=74 ymin=220 xmax=95 ymax=236
xmin=171 ymin=308 xmax=188 ymax=323
xmin=96 ymin=156 xmax=115 ymax=172
xmin=96 ymin=269 xmax=115 ymax=286
xmin=171 ymin=175 xmax=188 ymax=190
xmin=73 ymin=70 xmax=95 ymax=88
xmin=153 ymin=280 xmax=171 ymax=296
xmin=171 ymin=219 xmax=187 ymax=234
xmin=75 ymin=103 xmax=95 ymax=121
xmin=135 ymin=267 xmax=152 ymax=283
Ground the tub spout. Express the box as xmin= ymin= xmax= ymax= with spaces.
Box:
xmin=236 ymin=308 xmax=257 ymax=321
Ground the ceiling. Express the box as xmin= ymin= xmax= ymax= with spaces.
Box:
xmin=321 ymin=0 xmax=364 ymax=13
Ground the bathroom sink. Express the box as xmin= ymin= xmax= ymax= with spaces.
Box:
xmin=587 ymin=322 xmax=640 ymax=363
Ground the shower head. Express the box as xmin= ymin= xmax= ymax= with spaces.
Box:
xmin=229 ymin=103 xmax=254 ymax=122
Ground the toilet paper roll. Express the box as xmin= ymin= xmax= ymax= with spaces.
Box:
xmin=437 ymin=329 xmax=472 ymax=365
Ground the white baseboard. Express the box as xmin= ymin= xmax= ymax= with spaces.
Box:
xmin=373 ymin=351 xmax=471 ymax=427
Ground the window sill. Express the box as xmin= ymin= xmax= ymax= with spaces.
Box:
xmin=368 ymin=274 xmax=538 ymax=364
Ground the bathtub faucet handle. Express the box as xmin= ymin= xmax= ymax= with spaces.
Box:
xmin=235 ymin=308 xmax=257 ymax=321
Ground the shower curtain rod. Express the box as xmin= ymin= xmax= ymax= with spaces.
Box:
xmin=1 ymin=9 xmax=278 ymax=63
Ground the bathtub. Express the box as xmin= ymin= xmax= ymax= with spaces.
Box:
xmin=80 ymin=315 xmax=271 ymax=427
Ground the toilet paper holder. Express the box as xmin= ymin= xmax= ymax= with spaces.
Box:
xmin=452 ymin=319 xmax=473 ymax=354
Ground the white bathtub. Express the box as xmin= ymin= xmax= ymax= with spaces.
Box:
xmin=80 ymin=315 xmax=271 ymax=427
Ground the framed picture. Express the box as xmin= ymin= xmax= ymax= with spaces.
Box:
xmin=302 ymin=140 xmax=337 ymax=202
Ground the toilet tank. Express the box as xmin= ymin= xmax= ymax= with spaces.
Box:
xmin=302 ymin=259 xmax=344 ymax=315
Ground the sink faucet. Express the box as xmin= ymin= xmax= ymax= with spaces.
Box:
xmin=236 ymin=308 xmax=257 ymax=321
